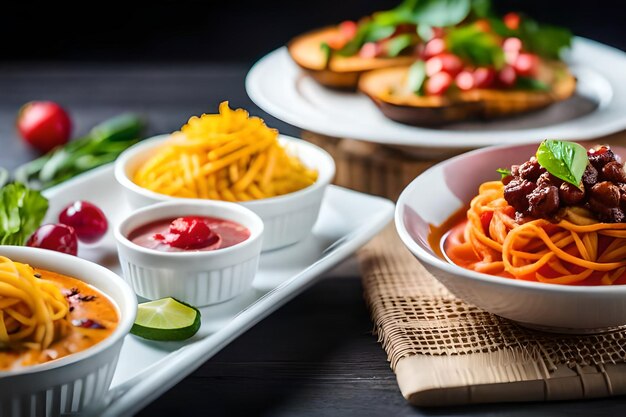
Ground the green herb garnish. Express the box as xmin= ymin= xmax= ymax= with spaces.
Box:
xmin=496 ymin=168 xmax=511 ymax=179
xmin=515 ymin=76 xmax=550 ymax=91
xmin=0 ymin=183 xmax=48 ymax=246
xmin=385 ymin=34 xmax=416 ymax=57
xmin=14 ymin=114 xmax=145 ymax=190
xmin=488 ymin=15 xmax=572 ymax=60
xmin=407 ymin=60 xmax=427 ymax=94
xmin=536 ymin=140 xmax=588 ymax=188
xmin=320 ymin=42 xmax=331 ymax=67
xmin=446 ymin=23 xmax=505 ymax=68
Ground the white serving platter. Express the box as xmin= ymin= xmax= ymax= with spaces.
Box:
xmin=246 ymin=37 xmax=626 ymax=150
xmin=41 ymin=164 xmax=394 ymax=416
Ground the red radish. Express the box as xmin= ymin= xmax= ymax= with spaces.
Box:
xmin=422 ymin=38 xmax=446 ymax=59
xmin=425 ymin=72 xmax=453 ymax=96
xmin=17 ymin=101 xmax=72 ymax=153
xmin=425 ymin=53 xmax=463 ymax=77
xmin=27 ymin=224 xmax=78 ymax=256
xmin=473 ymin=67 xmax=496 ymax=88
xmin=514 ymin=53 xmax=540 ymax=76
xmin=59 ymin=201 xmax=108 ymax=244
xmin=359 ymin=42 xmax=381 ymax=59
xmin=339 ymin=21 xmax=358 ymax=40
xmin=455 ymin=71 xmax=475 ymax=91
xmin=498 ymin=65 xmax=517 ymax=87
xmin=504 ymin=12 xmax=521 ymax=30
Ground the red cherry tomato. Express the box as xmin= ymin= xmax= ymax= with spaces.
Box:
xmin=154 ymin=217 xmax=220 ymax=250
xmin=503 ymin=37 xmax=522 ymax=52
xmin=59 ymin=201 xmax=108 ymax=244
xmin=514 ymin=53 xmax=540 ymax=77
xmin=498 ymin=65 xmax=517 ymax=87
xmin=27 ymin=224 xmax=78 ymax=256
xmin=431 ymin=27 xmax=445 ymax=39
xmin=425 ymin=72 xmax=453 ymax=96
xmin=422 ymin=38 xmax=446 ymax=59
xmin=474 ymin=19 xmax=491 ymax=33
xmin=16 ymin=101 xmax=72 ymax=153
xmin=425 ymin=53 xmax=463 ymax=77
xmin=504 ymin=12 xmax=521 ymax=31
xmin=473 ymin=67 xmax=496 ymax=88
xmin=455 ymin=71 xmax=475 ymax=91
xmin=359 ymin=42 xmax=381 ymax=59
xmin=338 ymin=20 xmax=358 ymax=40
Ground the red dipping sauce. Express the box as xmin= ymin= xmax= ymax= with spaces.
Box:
xmin=128 ymin=216 xmax=250 ymax=252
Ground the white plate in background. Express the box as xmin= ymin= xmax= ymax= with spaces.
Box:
xmin=246 ymin=38 xmax=626 ymax=151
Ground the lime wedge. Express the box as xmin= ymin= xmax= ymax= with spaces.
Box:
xmin=131 ymin=297 xmax=201 ymax=341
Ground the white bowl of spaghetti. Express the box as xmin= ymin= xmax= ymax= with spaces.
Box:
xmin=114 ymin=102 xmax=335 ymax=251
xmin=0 ymin=246 xmax=136 ymax=416
xmin=396 ymin=141 xmax=626 ymax=333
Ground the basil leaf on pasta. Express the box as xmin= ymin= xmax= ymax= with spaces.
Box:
xmin=536 ymin=140 xmax=588 ymax=188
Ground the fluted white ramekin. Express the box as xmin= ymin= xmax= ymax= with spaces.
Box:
xmin=114 ymin=134 xmax=335 ymax=251
xmin=114 ymin=200 xmax=263 ymax=306
xmin=0 ymin=245 xmax=137 ymax=417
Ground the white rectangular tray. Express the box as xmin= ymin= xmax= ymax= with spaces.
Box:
xmin=41 ymin=165 xmax=394 ymax=416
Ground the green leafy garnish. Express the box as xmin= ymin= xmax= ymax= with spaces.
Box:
xmin=320 ymin=42 xmax=331 ymax=67
xmin=496 ymin=168 xmax=511 ymax=179
xmin=0 ymin=183 xmax=48 ymax=246
xmin=374 ymin=0 xmax=473 ymax=28
xmin=470 ymin=0 xmax=493 ymax=18
xmin=337 ymin=21 xmax=376 ymax=56
xmin=385 ymin=34 xmax=415 ymax=57
xmin=536 ymin=140 xmax=588 ymax=187
xmin=364 ymin=24 xmax=397 ymax=43
xmin=412 ymin=0 xmax=472 ymax=27
xmin=520 ymin=19 xmax=572 ymax=60
xmin=446 ymin=23 xmax=505 ymax=68
xmin=14 ymin=114 xmax=145 ymax=190
xmin=407 ymin=60 xmax=427 ymax=94
xmin=488 ymin=15 xmax=572 ymax=60
xmin=515 ymin=76 xmax=550 ymax=92
xmin=373 ymin=0 xmax=419 ymax=27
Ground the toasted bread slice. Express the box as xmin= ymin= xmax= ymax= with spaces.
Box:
xmin=358 ymin=61 xmax=577 ymax=125
xmin=288 ymin=27 xmax=416 ymax=90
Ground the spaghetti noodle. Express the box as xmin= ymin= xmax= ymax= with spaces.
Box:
xmin=0 ymin=256 xmax=71 ymax=350
xmin=444 ymin=181 xmax=626 ymax=286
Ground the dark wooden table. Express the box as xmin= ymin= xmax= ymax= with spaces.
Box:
xmin=1 ymin=64 xmax=625 ymax=416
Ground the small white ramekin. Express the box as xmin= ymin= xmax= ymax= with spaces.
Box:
xmin=0 ymin=245 xmax=137 ymax=417
xmin=114 ymin=134 xmax=335 ymax=251
xmin=114 ymin=200 xmax=263 ymax=306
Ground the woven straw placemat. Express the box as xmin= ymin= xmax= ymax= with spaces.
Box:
xmin=304 ymin=130 xmax=626 ymax=406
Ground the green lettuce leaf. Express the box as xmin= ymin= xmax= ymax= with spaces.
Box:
xmin=0 ymin=183 xmax=49 ymax=246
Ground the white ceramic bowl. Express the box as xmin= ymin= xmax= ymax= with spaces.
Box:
xmin=114 ymin=134 xmax=335 ymax=251
xmin=396 ymin=142 xmax=626 ymax=333
xmin=114 ymin=200 xmax=264 ymax=306
xmin=0 ymin=246 xmax=136 ymax=416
